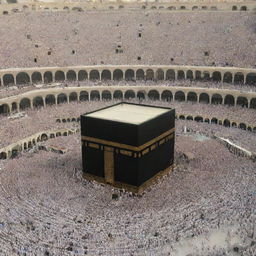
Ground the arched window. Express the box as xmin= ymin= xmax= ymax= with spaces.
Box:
xmin=113 ymin=69 xmax=123 ymax=80
xmin=224 ymin=95 xmax=235 ymax=106
xmin=156 ymin=69 xmax=164 ymax=80
xmin=101 ymin=70 xmax=111 ymax=80
xmin=102 ymin=90 xmax=112 ymax=101
xmin=234 ymin=72 xmax=244 ymax=84
xmin=124 ymin=90 xmax=135 ymax=99
xmin=186 ymin=70 xmax=193 ymax=80
xmin=44 ymin=71 xmax=53 ymax=83
xmin=250 ymin=98 xmax=256 ymax=109
xmin=32 ymin=72 xmax=42 ymax=84
xmin=137 ymin=91 xmax=145 ymax=100
xmin=89 ymin=70 xmax=100 ymax=80
xmin=161 ymin=90 xmax=173 ymax=102
xmin=136 ymin=69 xmax=145 ymax=80
xmin=80 ymin=91 xmax=89 ymax=101
xmin=33 ymin=96 xmax=44 ymax=108
xmin=212 ymin=71 xmax=221 ymax=82
xmin=177 ymin=70 xmax=185 ymax=80
xmin=113 ymin=90 xmax=123 ymax=100
xmin=148 ymin=90 xmax=160 ymax=100
xmin=195 ymin=116 xmax=203 ymax=122
xmin=199 ymin=93 xmax=209 ymax=104
xmin=166 ymin=69 xmax=175 ymax=80
xmin=55 ymin=71 xmax=65 ymax=81
xmin=45 ymin=94 xmax=56 ymax=105
xmin=146 ymin=69 xmax=154 ymax=80
xmin=237 ymin=97 xmax=248 ymax=108
xmin=78 ymin=70 xmax=88 ymax=81
xmin=57 ymin=93 xmax=67 ymax=104
xmin=223 ymin=72 xmax=232 ymax=83
xmin=66 ymin=70 xmax=77 ymax=81
xmin=223 ymin=119 xmax=230 ymax=127
xmin=211 ymin=94 xmax=223 ymax=104
xmin=69 ymin=92 xmax=78 ymax=102
xmin=90 ymin=90 xmax=100 ymax=100
xmin=246 ymin=73 xmax=256 ymax=85
xmin=175 ymin=91 xmax=185 ymax=102
xmin=125 ymin=69 xmax=135 ymax=81
xmin=16 ymin=72 xmax=30 ymax=85
xmin=187 ymin=92 xmax=197 ymax=102
xmin=0 ymin=104 xmax=10 ymax=115
xmin=3 ymin=74 xmax=15 ymax=86
xmin=19 ymin=98 xmax=31 ymax=110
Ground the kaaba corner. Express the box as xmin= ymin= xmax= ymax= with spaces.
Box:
xmin=80 ymin=102 xmax=175 ymax=193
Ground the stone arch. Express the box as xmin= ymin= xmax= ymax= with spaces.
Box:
xmin=136 ymin=69 xmax=145 ymax=80
xmin=240 ymin=6 xmax=247 ymax=11
xmin=224 ymin=95 xmax=235 ymax=106
xmin=212 ymin=71 xmax=221 ymax=82
xmin=186 ymin=70 xmax=193 ymax=80
xmin=146 ymin=69 xmax=154 ymax=80
xmin=125 ymin=69 xmax=135 ymax=81
xmin=179 ymin=115 xmax=185 ymax=120
xmin=202 ymin=71 xmax=210 ymax=81
xmin=148 ymin=90 xmax=160 ymax=100
xmin=67 ymin=70 xmax=77 ymax=81
xmin=180 ymin=6 xmax=186 ymax=10
xmin=0 ymin=104 xmax=10 ymax=115
xmin=237 ymin=96 xmax=248 ymax=108
xmin=186 ymin=116 xmax=193 ymax=121
xmin=90 ymin=90 xmax=100 ymax=101
xmin=11 ymin=102 xmax=17 ymax=112
xmin=211 ymin=118 xmax=218 ymax=124
xmin=55 ymin=71 xmax=65 ymax=81
xmin=175 ymin=91 xmax=185 ymax=102
xmin=195 ymin=71 xmax=201 ymax=80
xmin=239 ymin=123 xmax=246 ymax=130
xmin=168 ymin=6 xmax=176 ymax=10
xmin=246 ymin=73 xmax=256 ymax=85
xmin=156 ymin=69 xmax=164 ymax=80
xmin=195 ymin=116 xmax=203 ymax=122
xmin=211 ymin=94 xmax=223 ymax=104
xmin=19 ymin=98 xmax=31 ymax=110
xmin=223 ymin=119 xmax=231 ymax=127
xmin=199 ymin=93 xmax=209 ymax=104
xmin=113 ymin=69 xmax=123 ymax=80
xmin=232 ymin=122 xmax=237 ymax=128
xmin=57 ymin=93 xmax=67 ymax=104
xmin=69 ymin=92 xmax=78 ymax=102
xmin=41 ymin=133 xmax=48 ymax=141
xmin=232 ymin=6 xmax=237 ymax=11
xmin=16 ymin=72 xmax=30 ymax=85
xmin=177 ymin=70 xmax=185 ymax=80
xmin=166 ymin=69 xmax=175 ymax=80
xmin=124 ymin=90 xmax=136 ymax=99
xmin=113 ymin=90 xmax=123 ymax=100
xmin=192 ymin=6 xmax=198 ymax=10
xmin=223 ymin=72 xmax=232 ymax=83
xmin=247 ymin=127 xmax=252 ymax=132
xmin=250 ymin=98 xmax=256 ymax=109
xmin=187 ymin=92 xmax=197 ymax=102
xmin=32 ymin=72 xmax=42 ymax=84
xmin=137 ymin=91 xmax=145 ymax=100
xmin=80 ymin=91 xmax=89 ymax=101
xmin=78 ymin=70 xmax=88 ymax=81
xmin=0 ymin=152 xmax=7 ymax=159
xmin=3 ymin=74 xmax=15 ymax=86
xmin=89 ymin=70 xmax=100 ymax=80
xmin=33 ymin=96 xmax=44 ymax=108
xmin=234 ymin=72 xmax=244 ymax=84
xmin=44 ymin=71 xmax=53 ymax=83
xmin=161 ymin=90 xmax=173 ymax=102
xmin=204 ymin=118 xmax=210 ymax=123
xmin=45 ymin=94 xmax=56 ymax=105
xmin=102 ymin=90 xmax=112 ymax=101
xmin=101 ymin=70 xmax=111 ymax=80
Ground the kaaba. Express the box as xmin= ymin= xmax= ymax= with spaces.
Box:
xmin=80 ymin=102 xmax=175 ymax=193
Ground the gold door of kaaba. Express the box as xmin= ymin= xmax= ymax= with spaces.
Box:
xmin=104 ymin=148 xmax=114 ymax=184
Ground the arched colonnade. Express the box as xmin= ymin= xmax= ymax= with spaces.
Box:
xmin=1 ymin=65 xmax=256 ymax=87
xmin=0 ymin=86 xmax=255 ymax=115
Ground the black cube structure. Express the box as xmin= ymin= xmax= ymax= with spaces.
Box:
xmin=81 ymin=102 xmax=175 ymax=193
